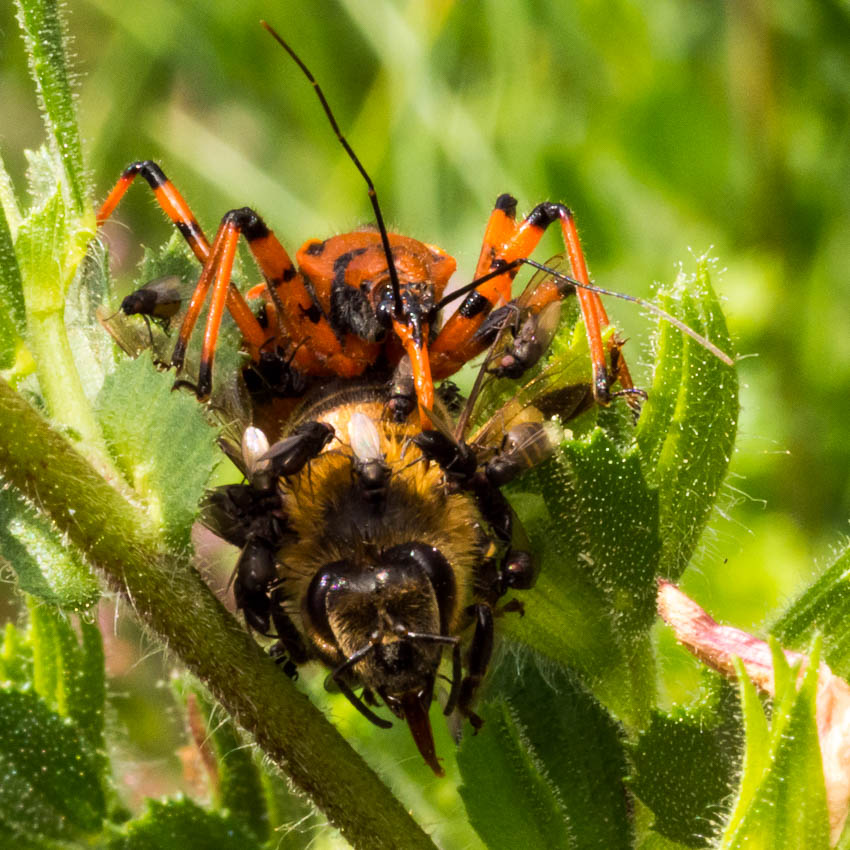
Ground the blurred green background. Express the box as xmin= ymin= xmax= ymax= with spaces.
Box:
xmin=2 ymin=0 xmax=850 ymax=829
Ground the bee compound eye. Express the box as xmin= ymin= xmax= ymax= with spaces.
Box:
xmin=304 ymin=561 xmax=352 ymax=646
xmin=379 ymin=543 xmax=456 ymax=633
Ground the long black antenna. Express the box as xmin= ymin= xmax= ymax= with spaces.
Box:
xmin=261 ymin=20 xmax=404 ymax=318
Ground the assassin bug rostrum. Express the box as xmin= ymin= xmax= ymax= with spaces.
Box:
xmin=96 ymin=22 xmax=734 ymax=773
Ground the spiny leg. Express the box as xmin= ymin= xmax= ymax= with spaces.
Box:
xmin=179 ymin=207 xmax=378 ymax=397
xmin=432 ymin=198 xmax=634 ymax=402
xmin=98 ymin=160 xmax=210 ymax=261
xmin=430 ymin=195 xmax=522 ymax=377
xmin=98 ymin=161 xmax=268 ymax=370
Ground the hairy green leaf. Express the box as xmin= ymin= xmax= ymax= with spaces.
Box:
xmin=14 ymin=0 xmax=87 ymax=213
xmin=508 ymin=430 xmax=660 ymax=723
xmin=0 ymin=485 xmax=100 ymax=609
xmin=0 ymin=168 xmax=25 ymax=368
xmin=96 ymin=353 xmax=220 ymax=549
xmin=27 ymin=600 xmax=106 ymax=760
xmin=720 ymin=641 xmax=829 ymax=849
xmin=630 ymin=676 xmax=743 ymax=847
xmin=109 ymin=797 xmax=262 ymax=850
xmin=771 ymin=545 xmax=850 ymax=679
xmin=0 ymin=688 xmax=105 ymax=840
xmin=459 ymin=648 xmax=632 ymax=849
xmin=636 ymin=259 xmax=738 ymax=579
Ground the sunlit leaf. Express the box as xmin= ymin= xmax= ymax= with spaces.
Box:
xmin=630 ymin=676 xmax=743 ymax=847
xmin=636 ymin=259 xmax=738 ymax=580
xmin=95 ymin=352 xmax=220 ymax=549
xmin=720 ymin=640 xmax=830 ymax=849
xmin=771 ymin=545 xmax=850 ymax=679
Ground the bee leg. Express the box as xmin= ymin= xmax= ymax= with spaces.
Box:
xmin=269 ymin=588 xmax=309 ymax=677
xmin=233 ymin=539 xmax=279 ymax=634
xmin=497 ymin=598 xmax=525 ymax=618
xmin=498 ymin=549 xmax=538 ymax=594
xmin=457 ymin=603 xmax=495 ymax=731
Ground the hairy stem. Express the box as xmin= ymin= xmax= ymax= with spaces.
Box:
xmin=0 ymin=377 xmax=436 ymax=850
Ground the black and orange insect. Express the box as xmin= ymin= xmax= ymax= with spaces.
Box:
xmin=97 ymin=22 xmax=732 ymax=774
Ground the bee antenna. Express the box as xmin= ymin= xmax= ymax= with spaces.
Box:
xmin=261 ymin=20 xmax=404 ymax=320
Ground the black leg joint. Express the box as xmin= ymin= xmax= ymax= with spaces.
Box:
xmin=124 ymin=160 xmax=168 ymax=189
xmin=526 ymin=201 xmax=571 ymax=229
xmin=495 ymin=193 xmax=518 ymax=217
xmin=224 ymin=207 xmax=270 ymax=242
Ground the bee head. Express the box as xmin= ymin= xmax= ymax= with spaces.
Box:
xmin=304 ymin=542 xmax=457 ymax=775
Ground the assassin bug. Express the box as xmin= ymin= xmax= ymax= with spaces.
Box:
xmin=98 ymin=22 xmax=730 ymax=433
xmin=96 ymin=22 xmax=733 ymax=773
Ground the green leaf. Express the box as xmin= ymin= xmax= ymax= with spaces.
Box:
xmin=0 ymin=622 xmax=33 ymax=687
xmin=0 ymin=165 xmax=25 ymax=368
xmin=0 ymin=485 xmax=100 ymax=609
xmin=14 ymin=0 xmax=87 ymax=213
xmin=0 ymin=153 xmax=22 ymax=235
xmin=630 ymin=676 xmax=743 ymax=847
xmin=14 ymin=182 xmax=69 ymax=317
xmin=635 ymin=259 xmax=738 ymax=579
xmin=27 ymin=600 xmax=106 ymax=760
xmin=458 ymin=648 xmax=632 ymax=850
xmin=109 ymin=797 xmax=263 ymax=850
xmin=507 ymin=429 xmax=660 ymax=723
xmin=723 ymin=660 xmax=770 ymax=839
xmin=771 ymin=545 xmax=850 ymax=679
xmin=719 ymin=640 xmax=830 ymax=849
xmin=95 ymin=353 xmax=220 ymax=549
xmin=0 ymin=687 xmax=105 ymax=840
xmin=458 ymin=698 xmax=572 ymax=849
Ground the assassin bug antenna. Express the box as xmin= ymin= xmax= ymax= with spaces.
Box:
xmin=261 ymin=20 xmax=404 ymax=320
xmin=436 ymin=257 xmax=734 ymax=367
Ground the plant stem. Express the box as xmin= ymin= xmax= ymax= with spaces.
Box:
xmin=0 ymin=378 xmax=436 ymax=850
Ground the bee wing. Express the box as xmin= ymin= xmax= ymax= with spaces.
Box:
xmin=455 ymin=254 xmax=571 ymax=442
xmin=348 ymin=411 xmax=383 ymax=463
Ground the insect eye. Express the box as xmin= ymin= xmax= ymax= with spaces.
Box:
xmin=380 ymin=543 xmax=456 ymax=633
xmin=304 ymin=561 xmax=351 ymax=645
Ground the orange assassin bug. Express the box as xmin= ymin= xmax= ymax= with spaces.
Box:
xmin=98 ymin=22 xmax=732 ymax=432
xmin=95 ymin=22 xmax=734 ymax=773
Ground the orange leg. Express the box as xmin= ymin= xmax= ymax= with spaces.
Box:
xmin=178 ymin=207 xmax=379 ymax=398
xmin=98 ymin=161 xmax=268 ymax=365
xmin=431 ymin=199 xmax=630 ymax=402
